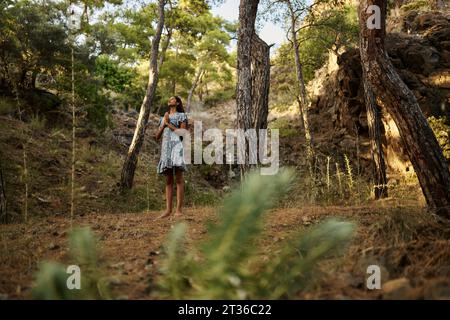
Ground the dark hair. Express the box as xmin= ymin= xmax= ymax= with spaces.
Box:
xmin=171 ymin=96 xmax=188 ymax=130
xmin=173 ymin=96 xmax=185 ymax=113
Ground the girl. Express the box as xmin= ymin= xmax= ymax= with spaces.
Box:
xmin=155 ymin=96 xmax=188 ymax=220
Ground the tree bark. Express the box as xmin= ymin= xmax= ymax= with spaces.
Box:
xmin=236 ymin=0 xmax=259 ymax=178
xmin=0 ymin=160 xmax=7 ymax=224
xmin=363 ymin=78 xmax=388 ymax=199
xmin=359 ymin=0 xmax=450 ymax=217
xmin=119 ymin=0 xmax=166 ymax=190
xmin=287 ymin=0 xmax=313 ymax=162
xmin=251 ymin=33 xmax=270 ymax=130
xmin=186 ymin=67 xmax=204 ymax=113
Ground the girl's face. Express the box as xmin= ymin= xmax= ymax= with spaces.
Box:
xmin=168 ymin=97 xmax=177 ymax=107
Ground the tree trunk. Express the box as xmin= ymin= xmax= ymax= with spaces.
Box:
xmin=251 ymin=33 xmax=270 ymax=130
xmin=186 ymin=67 xmax=204 ymax=113
xmin=119 ymin=0 xmax=166 ymax=190
xmin=363 ymin=78 xmax=388 ymax=199
xmin=287 ymin=0 xmax=313 ymax=162
xmin=359 ymin=0 xmax=450 ymax=217
xmin=157 ymin=27 xmax=172 ymax=74
xmin=154 ymin=27 xmax=172 ymax=114
xmin=236 ymin=0 xmax=259 ymax=179
xmin=171 ymin=45 xmax=179 ymax=94
xmin=198 ymin=73 xmax=204 ymax=102
xmin=0 ymin=160 xmax=7 ymax=224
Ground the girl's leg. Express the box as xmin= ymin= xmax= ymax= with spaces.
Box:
xmin=155 ymin=170 xmax=173 ymax=220
xmin=174 ymin=169 xmax=184 ymax=217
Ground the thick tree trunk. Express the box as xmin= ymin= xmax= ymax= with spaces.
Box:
xmin=119 ymin=0 xmax=166 ymax=190
xmin=287 ymin=0 xmax=313 ymax=162
xmin=186 ymin=67 xmax=204 ymax=113
xmin=251 ymin=33 xmax=270 ymax=130
xmin=359 ymin=0 xmax=450 ymax=217
xmin=236 ymin=0 xmax=259 ymax=178
xmin=363 ymin=78 xmax=388 ymax=199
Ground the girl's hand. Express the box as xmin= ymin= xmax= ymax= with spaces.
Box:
xmin=164 ymin=112 xmax=169 ymax=126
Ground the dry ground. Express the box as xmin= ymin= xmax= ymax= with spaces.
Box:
xmin=1 ymin=201 xmax=449 ymax=300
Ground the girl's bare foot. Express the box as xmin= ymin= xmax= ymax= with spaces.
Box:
xmin=154 ymin=211 xmax=171 ymax=221
xmin=173 ymin=211 xmax=183 ymax=219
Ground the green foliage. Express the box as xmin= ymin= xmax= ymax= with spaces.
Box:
xmin=268 ymin=117 xmax=297 ymax=138
xmin=401 ymin=0 xmax=430 ymax=11
xmin=95 ymin=55 xmax=134 ymax=93
xmin=282 ymin=153 xmax=372 ymax=206
xmin=259 ymin=219 xmax=355 ymax=298
xmin=271 ymin=4 xmax=359 ymax=106
xmin=1 ymin=0 xmax=235 ymax=123
xmin=428 ymin=116 xmax=450 ymax=161
xmin=158 ymin=10 xmax=234 ymax=107
xmin=0 ymin=96 xmax=15 ymax=115
xmin=32 ymin=262 xmax=75 ymax=300
xmin=32 ymin=227 xmax=111 ymax=300
xmin=204 ymin=87 xmax=235 ymax=107
xmin=0 ymin=0 xmax=68 ymax=90
xmin=158 ymin=223 xmax=193 ymax=299
xmin=77 ymin=76 xmax=112 ymax=129
xmin=156 ymin=170 xmax=356 ymax=299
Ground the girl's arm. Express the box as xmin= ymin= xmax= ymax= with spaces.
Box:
xmin=155 ymin=113 xmax=169 ymax=140
xmin=164 ymin=115 xmax=187 ymax=134
xmin=155 ymin=124 xmax=165 ymax=140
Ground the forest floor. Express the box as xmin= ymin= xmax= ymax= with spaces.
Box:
xmin=1 ymin=201 xmax=449 ymax=299
xmin=1 ymin=101 xmax=450 ymax=300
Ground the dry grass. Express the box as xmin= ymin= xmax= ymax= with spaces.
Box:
xmin=1 ymin=202 xmax=448 ymax=299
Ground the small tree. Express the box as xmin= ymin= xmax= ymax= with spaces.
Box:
xmin=119 ymin=0 xmax=167 ymax=190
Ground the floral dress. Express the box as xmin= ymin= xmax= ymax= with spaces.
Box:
xmin=157 ymin=112 xmax=188 ymax=174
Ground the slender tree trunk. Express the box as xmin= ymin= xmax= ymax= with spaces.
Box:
xmin=171 ymin=45 xmax=179 ymax=94
xmin=119 ymin=0 xmax=166 ymax=190
xmin=363 ymin=78 xmax=388 ymax=199
xmin=236 ymin=0 xmax=259 ymax=179
xmin=198 ymin=74 xmax=204 ymax=102
xmin=287 ymin=0 xmax=313 ymax=162
xmin=157 ymin=27 xmax=172 ymax=74
xmin=359 ymin=0 xmax=450 ymax=217
xmin=251 ymin=33 xmax=271 ymax=130
xmin=154 ymin=27 xmax=172 ymax=114
xmin=0 ymin=159 xmax=7 ymax=224
xmin=186 ymin=67 xmax=204 ymax=113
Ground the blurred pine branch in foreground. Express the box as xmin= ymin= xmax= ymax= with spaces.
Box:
xmin=157 ymin=169 xmax=356 ymax=299
xmin=32 ymin=227 xmax=111 ymax=300
xmin=31 ymin=169 xmax=356 ymax=299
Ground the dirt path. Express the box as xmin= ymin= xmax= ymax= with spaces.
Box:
xmin=1 ymin=202 xmax=448 ymax=299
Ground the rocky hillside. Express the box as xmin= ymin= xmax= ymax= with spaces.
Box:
xmin=307 ymin=9 xmax=449 ymax=174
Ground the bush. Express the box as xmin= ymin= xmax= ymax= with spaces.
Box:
xmin=428 ymin=116 xmax=450 ymax=161
xmin=32 ymin=227 xmax=112 ymax=299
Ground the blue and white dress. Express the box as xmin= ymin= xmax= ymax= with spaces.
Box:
xmin=157 ymin=112 xmax=188 ymax=174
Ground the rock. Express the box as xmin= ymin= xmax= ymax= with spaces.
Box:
xmin=127 ymin=110 xmax=138 ymax=117
xmin=111 ymin=262 xmax=125 ymax=269
xmin=48 ymin=242 xmax=59 ymax=250
xmin=108 ymin=278 xmax=122 ymax=286
xmin=387 ymin=178 xmax=398 ymax=186
xmin=307 ymin=11 xmax=449 ymax=175
xmin=382 ymin=278 xmax=412 ymax=299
